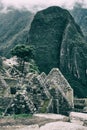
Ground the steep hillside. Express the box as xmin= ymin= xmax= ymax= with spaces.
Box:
xmin=28 ymin=6 xmax=87 ymax=97
xmin=0 ymin=56 xmax=73 ymax=115
xmin=0 ymin=9 xmax=34 ymax=57
xmin=71 ymin=5 xmax=87 ymax=41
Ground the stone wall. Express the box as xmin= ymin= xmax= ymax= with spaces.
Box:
xmin=4 ymin=68 xmax=74 ymax=115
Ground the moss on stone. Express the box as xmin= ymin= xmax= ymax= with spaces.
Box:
xmin=40 ymin=99 xmax=49 ymax=113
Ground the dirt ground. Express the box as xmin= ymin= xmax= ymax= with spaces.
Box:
xmin=0 ymin=115 xmax=61 ymax=129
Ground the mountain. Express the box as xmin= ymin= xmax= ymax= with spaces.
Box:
xmin=0 ymin=5 xmax=86 ymax=97
xmin=28 ymin=6 xmax=87 ymax=97
xmin=71 ymin=4 xmax=87 ymax=41
xmin=0 ymin=9 xmax=34 ymax=57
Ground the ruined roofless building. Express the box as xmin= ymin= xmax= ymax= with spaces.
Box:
xmin=44 ymin=68 xmax=74 ymax=114
xmin=4 ymin=68 xmax=74 ymax=115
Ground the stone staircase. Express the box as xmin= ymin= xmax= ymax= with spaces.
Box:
xmin=74 ymin=98 xmax=87 ymax=112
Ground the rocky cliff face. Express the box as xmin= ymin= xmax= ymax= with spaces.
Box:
xmin=71 ymin=6 xmax=87 ymax=82
xmin=71 ymin=5 xmax=87 ymax=41
xmin=28 ymin=6 xmax=87 ymax=97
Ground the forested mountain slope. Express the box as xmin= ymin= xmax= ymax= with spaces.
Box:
xmin=0 ymin=9 xmax=34 ymax=57
xmin=71 ymin=4 xmax=87 ymax=41
xmin=28 ymin=6 xmax=87 ymax=97
xmin=0 ymin=5 xmax=87 ymax=97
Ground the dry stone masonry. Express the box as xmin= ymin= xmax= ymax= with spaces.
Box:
xmin=4 ymin=68 xmax=74 ymax=115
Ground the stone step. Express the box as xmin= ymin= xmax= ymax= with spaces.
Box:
xmin=74 ymin=108 xmax=83 ymax=113
xmin=74 ymin=98 xmax=87 ymax=112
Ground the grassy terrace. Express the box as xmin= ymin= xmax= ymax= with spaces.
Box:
xmin=0 ymin=113 xmax=32 ymax=118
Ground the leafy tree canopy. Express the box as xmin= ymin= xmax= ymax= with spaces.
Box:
xmin=11 ymin=44 xmax=34 ymax=62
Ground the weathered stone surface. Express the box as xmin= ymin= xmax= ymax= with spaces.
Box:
xmin=70 ymin=112 xmax=87 ymax=125
xmin=6 ymin=89 xmax=36 ymax=115
xmin=0 ymin=97 xmax=11 ymax=113
xmin=28 ymin=6 xmax=87 ymax=97
xmin=45 ymin=68 xmax=74 ymax=115
xmin=83 ymin=120 xmax=87 ymax=127
xmin=34 ymin=113 xmax=69 ymax=122
xmin=40 ymin=122 xmax=87 ymax=130
xmin=17 ymin=122 xmax=87 ymax=130
xmin=0 ymin=57 xmax=73 ymax=115
xmin=45 ymin=68 xmax=74 ymax=107
xmin=5 ymin=68 xmax=73 ymax=115
xmin=0 ymin=113 xmax=87 ymax=130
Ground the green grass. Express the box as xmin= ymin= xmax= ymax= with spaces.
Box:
xmin=12 ymin=114 xmax=33 ymax=119
xmin=0 ymin=113 xmax=33 ymax=119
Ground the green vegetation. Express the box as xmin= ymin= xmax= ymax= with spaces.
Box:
xmin=11 ymin=44 xmax=34 ymax=74
xmin=0 ymin=10 xmax=34 ymax=57
xmin=64 ymin=73 xmax=87 ymax=98
xmin=11 ymin=45 xmax=34 ymax=62
xmin=40 ymin=100 xmax=49 ymax=113
xmin=13 ymin=113 xmax=32 ymax=119
xmin=71 ymin=3 xmax=87 ymax=40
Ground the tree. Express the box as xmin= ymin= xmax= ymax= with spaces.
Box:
xmin=11 ymin=44 xmax=34 ymax=75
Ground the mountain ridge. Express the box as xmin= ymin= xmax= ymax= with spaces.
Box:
xmin=28 ymin=6 xmax=87 ymax=97
xmin=0 ymin=6 xmax=87 ymax=97
xmin=0 ymin=9 xmax=34 ymax=57
xmin=71 ymin=5 xmax=87 ymax=41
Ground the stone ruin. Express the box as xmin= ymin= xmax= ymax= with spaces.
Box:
xmin=4 ymin=68 xmax=74 ymax=115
